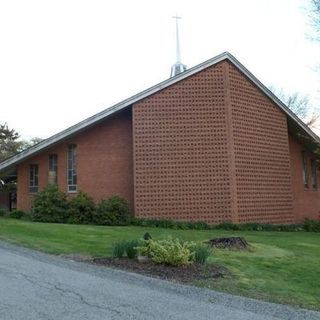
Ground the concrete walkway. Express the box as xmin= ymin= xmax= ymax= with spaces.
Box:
xmin=0 ymin=241 xmax=318 ymax=320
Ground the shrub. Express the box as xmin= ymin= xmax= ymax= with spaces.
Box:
xmin=21 ymin=211 xmax=32 ymax=221
xmin=0 ymin=207 xmax=7 ymax=216
xmin=112 ymin=240 xmax=127 ymax=258
xmin=215 ymin=221 xmax=240 ymax=230
xmin=131 ymin=218 xmax=320 ymax=232
xmin=192 ymin=221 xmax=210 ymax=230
xmin=156 ymin=219 xmax=176 ymax=228
xmin=193 ymin=244 xmax=211 ymax=264
xmin=31 ymin=185 xmax=69 ymax=223
xmin=124 ymin=239 xmax=143 ymax=259
xmin=303 ymin=219 xmax=320 ymax=232
xmin=68 ymin=192 xmax=95 ymax=224
xmin=9 ymin=209 xmax=25 ymax=219
xmin=131 ymin=218 xmax=211 ymax=230
xmin=143 ymin=232 xmax=152 ymax=240
xmin=94 ymin=196 xmax=131 ymax=226
xmin=137 ymin=237 xmax=195 ymax=266
xmin=175 ymin=221 xmax=189 ymax=230
xmin=241 ymin=222 xmax=262 ymax=231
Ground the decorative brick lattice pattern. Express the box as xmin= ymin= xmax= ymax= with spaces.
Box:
xmin=133 ymin=63 xmax=232 ymax=223
xmin=229 ymin=63 xmax=294 ymax=223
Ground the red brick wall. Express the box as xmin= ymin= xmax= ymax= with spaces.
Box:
xmin=133 ymin=61 xmax=233 ymax=224
xmin=132 ymin=61 xmax=301 ymax=224
xmin=17 ymin=109 xmax=133 ymax=211
xmin=228 ymin=62 xmax=294 ymax=223
xmin=289 ymin=135 xmax=320 ymax=221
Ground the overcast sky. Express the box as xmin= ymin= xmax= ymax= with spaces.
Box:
xmin=0 ymin=0 xmax=319 ymax=139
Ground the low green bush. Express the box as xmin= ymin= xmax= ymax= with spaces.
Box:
xmin=112 ymin=240 xmax=127 ymax=258
xmin=131 ymin=218 xmax=210 ymax=230
xmin=174 ymin=221 xmax=189 ymax=230
xmin=131 ymin=218 xmax=317 ymax=232
xmin=303 ymin=219 xmax=320 ymax=232
xmin=0 ymin=207 xmax=7 ymax=216
xmin=21 ymin=211 xmax=32 ymax=221
xmin=113 ymin=237 xmax=212 ymax=265
xmin=112 ymin=239 xmax=144 ymax=259
xmin=215 ymin=221 xmax=241 ymax=230
xmin=192 ymin=221 xmax=210 ymax=230
xmin=124 ymin=239 xmax=142 ymax=259
xmin=94 ymin=196 xmax=131 ymax=226
xmin=193 ymin=244 xmax=211 ymax=264
xmin=9 ymin=209 xmax=25 ymax=219
xmin=68 ymin=192 xmax=96 ymax=224
xmin=137 ymin=237 xmax=195 ymax=266
xmin=31 ymin=185 xmax=69 ymax=223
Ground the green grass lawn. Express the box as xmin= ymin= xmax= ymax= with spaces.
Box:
xmin=0 ymin=218 xmax=319 ymax=310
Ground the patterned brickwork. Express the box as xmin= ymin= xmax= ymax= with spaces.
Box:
xmin=133 ymin=62 xmax=233 ymax=224
xmin=228 ymin=63 xmax=294 ymax=223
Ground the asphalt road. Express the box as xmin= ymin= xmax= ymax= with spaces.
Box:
xmin=0 ymin=242 xmax=319 ymax=320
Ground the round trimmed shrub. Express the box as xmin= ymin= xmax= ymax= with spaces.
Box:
xmin=136 ymin=237 xmax=195 ymax=266
xmin=68 ymin=192 xmax=95 ymax=224
xmin=31 ymin=185 xmax=68 ymax=223
xmin=94 ymin=196 xmax=131 ymax=226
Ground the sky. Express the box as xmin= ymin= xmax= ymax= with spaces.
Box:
xmin=0 ymin=0 xmax=319 ymax=140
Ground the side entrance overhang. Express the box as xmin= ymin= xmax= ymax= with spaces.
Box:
xmin=0 ymin=168 xmax=17 ymax=211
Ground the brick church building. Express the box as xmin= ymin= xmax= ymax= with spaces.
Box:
xmin=0 ymin=52 xmax=320 ymax=224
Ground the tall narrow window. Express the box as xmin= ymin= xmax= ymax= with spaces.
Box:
xmin=311 ymin=159 xmax=317 ymax=190
xmin=29 ymin=164 xmax=39 ymax=193
xmin=302 ymin=151 xmax=309 ymax=188
xmin=68 ymin=144 xmax=77 ymax=192
xmin=48 ymin=154 xmax=58 ymax=185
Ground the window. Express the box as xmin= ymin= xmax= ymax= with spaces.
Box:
xmin=302 ymin=151 xmax=309 ymax=188
xmin=48 ymin=154 xmax=58 ymax=184
xmin=68 ymin=144 xmax=77 ymax=192
xmin=311 ymin=159 xmax=317 ymax=190
xmin=29 ymin=164 xmax=39 ymax=193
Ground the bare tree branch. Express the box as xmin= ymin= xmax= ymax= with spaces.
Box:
xmin=309 ymin=0 xmax=320 ymax=40
xmin=306 ymin=112 xmax=320 ymax=127
xmin=269 ymin=87 xmax=320 ymax=130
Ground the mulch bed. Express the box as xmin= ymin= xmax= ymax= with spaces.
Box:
xmin=91 ymin=257 xmax=230 ymax=283
xmin=61 ymin=237 xmax=249 ymax=283
xmin=205 ymin=237 xmax=249 ymax=250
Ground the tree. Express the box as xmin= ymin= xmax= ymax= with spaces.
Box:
xmin=269 ymin=87 xmax=320 ymax=129
xmin=0 ymin=123 xmax=42 ymax=191
xmin=310 ymin=0 xmax=320 ymax=40
xmin=20 ymin=137 xmax=43 ymax=150
xmin=0 ymin=123 xmax=42 ymax=162
xmin=0 ymin=123 xmax=22 ymax=162
xmin=285 ymin=93 xmax=319 ymax=127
